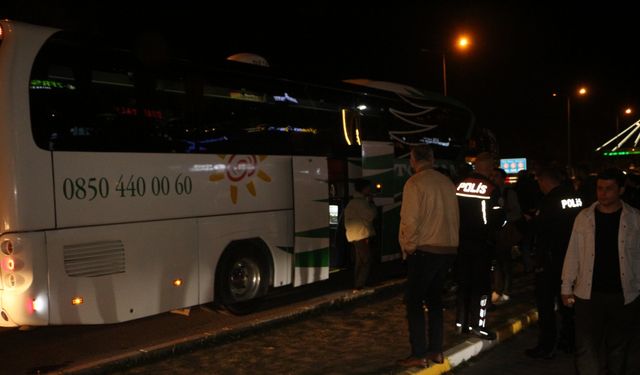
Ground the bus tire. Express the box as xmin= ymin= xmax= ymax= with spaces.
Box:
xmin=215 ymin=241 xmax=271 ymax=314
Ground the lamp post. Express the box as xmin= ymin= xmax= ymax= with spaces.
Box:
xmin=554 ymin=86 xmax=587 ymax=168
xmin=421 ymin=34 xmax=471 ymax=97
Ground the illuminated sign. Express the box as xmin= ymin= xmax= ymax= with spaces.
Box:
xmin=500 ymin=158 xmax=527 ymax=174
xmin=273 ymin=92 xmax=299 ymax=104
xmin=114 ymin=106 xmax=163 ymax=120
xmin=420 ymin=137 xmax=451 ymax=147
xmin=30 ymin=79 xmax=76 ymax=90
xmin=230 ymin=91 xmax=265 ymax=102
xmin=329 ymin=205 xmax=339 ymax=225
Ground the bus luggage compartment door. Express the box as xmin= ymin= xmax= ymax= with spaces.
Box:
xmin=292 ymin=156 xmax=329 ymax=287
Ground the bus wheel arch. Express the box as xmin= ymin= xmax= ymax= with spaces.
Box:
xmin=214 ymin=238 xmax=272 ymax=314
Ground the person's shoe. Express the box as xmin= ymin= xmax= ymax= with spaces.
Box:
xmin=525 ymin=346 xmax=555 ymax=359
xmin=426 ymin=352 xmax=444 ymax=364
xmin=470 ymin=328 xmax=497 ymax=340
xmin=556 ymin=338 xmax=575 ymax=354
xmin=455 ymin=323 xmax=472 ymax=335
xmin=396 ymin=356 xmax=428 ymax=368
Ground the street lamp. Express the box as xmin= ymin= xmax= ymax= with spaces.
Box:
xmin=553 ymin=86 xmax=588 ymax=168
xmin=615 ymin=106 xmax=633 ymax=133
xmin=421 ymin=34 xmax=471 ymax=97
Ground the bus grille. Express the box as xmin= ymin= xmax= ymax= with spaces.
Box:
xmin=63 ymin=240 xmax=125 ymax=277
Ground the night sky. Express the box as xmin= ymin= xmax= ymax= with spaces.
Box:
xmin=2 ymin=1 xmax=639 ymax=168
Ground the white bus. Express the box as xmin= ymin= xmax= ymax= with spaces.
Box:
xmin=0 ymin=20 xmax=475 ymax=326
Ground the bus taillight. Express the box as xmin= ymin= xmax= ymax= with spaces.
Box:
xmin=3 ymin=257 xmax=14 ymax=271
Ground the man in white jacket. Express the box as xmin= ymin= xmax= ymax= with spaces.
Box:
xmin=396 ymin=145 xmax=459 ymax=368
xmin=561 ymin=168 xmax=640 ymax=374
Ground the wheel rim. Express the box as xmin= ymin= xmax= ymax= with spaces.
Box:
xmin=228 ymin=257 xmax=262 ymax=302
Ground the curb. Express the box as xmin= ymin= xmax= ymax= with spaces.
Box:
xmin=57 ymin=278 xmax=407 ymax=374
xmin=410 ymin=308 xmax=539 ymax=375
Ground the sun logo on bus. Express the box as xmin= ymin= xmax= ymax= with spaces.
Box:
xmin=208 ymin=155 xmax=272 ymax=204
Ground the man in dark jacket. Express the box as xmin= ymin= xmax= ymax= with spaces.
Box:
xmin=525 ymin=166 xmax=582 ymax=358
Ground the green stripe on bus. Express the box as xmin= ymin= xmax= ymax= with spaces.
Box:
xmin=295 ymin=227 xmax=329 ymax=238
xmin=295 ymin=248 xmax=330 ymax=267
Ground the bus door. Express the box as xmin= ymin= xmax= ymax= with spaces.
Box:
xmin=361 ymin=141 xmax=402 ymax=261
xmin=292 ymin=156 xmax=329 ymax=286
xmin=327 ymin=158 xmax=350 ymax=270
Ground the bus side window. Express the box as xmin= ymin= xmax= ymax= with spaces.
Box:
xmin=29 ymin=35 xmax=193 ymax=153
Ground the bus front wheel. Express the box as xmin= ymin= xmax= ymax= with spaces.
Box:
xmin=216 ymin=243 xmax=270 ymax=314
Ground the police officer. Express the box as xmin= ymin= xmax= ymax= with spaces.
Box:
xmin=455 ymin=152 xmax=504 ymax=340
xmin=525 ymin=166 xmax=582 ymax=358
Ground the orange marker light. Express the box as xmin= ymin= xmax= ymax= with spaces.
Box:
xmin=71 ymin=297 xmax=84 ymax=306
xmin=173 ymin=279 xmax=183 ymax=287
xmin=6 ymin=258 xmax=14 ymax=271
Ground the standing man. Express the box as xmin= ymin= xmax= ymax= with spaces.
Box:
xmin=562 ymin=168 xmax=640 ymax=374
xmin=455 ymin=152 xmax=503 ymax=340
xmin=491 ymin=167 xmax=523 ymax=305
xmin=525 ymin=166 xmax=582 ymax=359
xmin=396 ymin=145 xmax=459 ymax=368
xmin=344 ymin=178 xmax=377 ymax=290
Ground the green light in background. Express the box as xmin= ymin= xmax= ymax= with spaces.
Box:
xmin=603 ymin=150 xmax=640 ymax=156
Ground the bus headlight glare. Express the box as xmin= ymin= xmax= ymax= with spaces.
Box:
xmin=32 ymin=298 xmax=45 ymax=312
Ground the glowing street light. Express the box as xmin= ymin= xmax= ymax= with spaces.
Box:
xmin=616 ymin=106 xmax=634 ymax=133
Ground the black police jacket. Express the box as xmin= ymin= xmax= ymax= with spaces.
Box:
xmin=533 ymin=183 xmax=583 ymax=270
xmin=456 ymin=173 xmax=505 ymax=244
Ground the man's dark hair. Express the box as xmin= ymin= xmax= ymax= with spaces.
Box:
xmin=536 ymin=166 xmax=564 ymax=183
xmin=597 ymin=168 xmax=626 ymax=188
xmin=494 ymin=168 xmax=507 ymax=179
xmin=411 ymin=144 xmax=434 ymax=162
xmin=353 ymin=178 xmax=371 ymax=193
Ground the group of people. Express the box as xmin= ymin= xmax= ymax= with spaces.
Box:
xmin=344 ymin=144 xmax=640 ymax=373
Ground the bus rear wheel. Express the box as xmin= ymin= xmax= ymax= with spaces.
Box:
xmin=216 ymin=243 xmax=270 ymax=314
